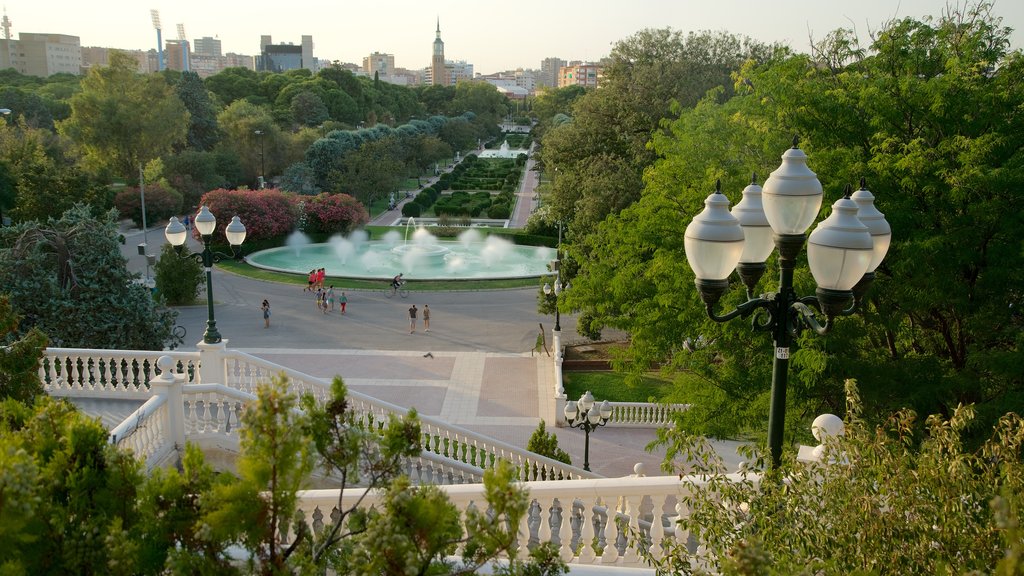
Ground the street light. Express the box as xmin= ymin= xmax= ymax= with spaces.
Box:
xmin=564 ymin=390 xmax=612 ymax=472
xmin=164 ymin=206 xmax=246 ymax=344
xmin=682 ymin=138 xmax=890 ymax=469
xmin=542 ymin=223 xmax=565 ymax=332
xmin=253 ymin=129 xmax=266 ymax=188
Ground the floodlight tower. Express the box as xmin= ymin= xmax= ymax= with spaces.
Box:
xmin=1 ymin=9 xmax=12 ymax=69
xmin=176 ymin=23 xmax=190 ymax=72
xmin=151 ymin=9 xmax=164 ymax=71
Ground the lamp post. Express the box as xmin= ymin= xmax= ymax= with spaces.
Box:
xmin=0 ymin=109 xmax=10 ymax=226
xmin=564 ymin=390 xmax=612 ymax=472
xmin=542 ymin=222 xmax=565 ymax=332
xmin=253 ymin=129 xmax=265 ymax=188
xmin=682 ymin=138 xmax=890 ymax=469
xmin=164 ymin=206 xmax=246 ymax=344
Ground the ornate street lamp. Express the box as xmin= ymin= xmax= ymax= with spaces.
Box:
xmin=164 ymin=206 xmax=246 ymax=344
xmin=254 ymin=129 xmax=266 ymax=188
xmin=543 ymin=222 xmax=565 ymax=332
xmin=682 ymin=138 xmax=890 ymax=468
xmin=564 ymin=390 xmax=613 ymax=472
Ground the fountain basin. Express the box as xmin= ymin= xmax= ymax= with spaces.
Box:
xmin=247 ymin=231 xmax=556 ymax=281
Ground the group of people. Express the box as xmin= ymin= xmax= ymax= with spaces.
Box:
xmin=314 ymin=285 xmax=348 ymax=314
xmin=408 ymin=304 xmax=430 ymax=333
xmin=305 ymin=268 xmax=326 ymax=292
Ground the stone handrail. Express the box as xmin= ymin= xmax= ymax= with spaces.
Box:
xmin=291 ymin=472 xmax=759 ymax=567
xmin=221 ymin=350 xmax=598 ymax=481
xmin=41 ymin=348 xmax=199 ymax=398
xmin=606 ymin=401 xmax=689 ymax=428
xmin=109 ymin=394 xmax=172 ymax=468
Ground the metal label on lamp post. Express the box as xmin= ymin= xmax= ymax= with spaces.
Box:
xmin=682 ymin=138 xmax=891 ymax=469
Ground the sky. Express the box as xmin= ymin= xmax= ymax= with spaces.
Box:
xmin=7 ymin=0 xmax=1023 ymax=74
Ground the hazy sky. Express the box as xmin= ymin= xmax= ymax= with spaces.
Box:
xmin=8 ymin=1 xmax=1023 ymax=74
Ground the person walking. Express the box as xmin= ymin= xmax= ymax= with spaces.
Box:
xmin=326 ymin=285 xmax=335 ymax=312
xmin=261 ymin=299 xmax=271 ymax=328
xmin=339 ymin=292 xmax=348 ymax=315
xmin=305 ymin=269 xmax=316 ymax=292
xmin=423 ymin=304 xmax=431 ymax=332
xmin=408 ymin=304 xmax=418 ymax=333
xmin=316 ymin=268 xmax=326 ymax=290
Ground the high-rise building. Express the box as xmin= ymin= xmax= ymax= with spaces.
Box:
xmin=257 ymin=34 xmax=314 ymax=72
xmin=430 ymin=19 xmax=446 ymax=86
xmin=164 ymin=39 xmax=190 ymax=71
xmin=539 ymin=57 xmax=565 ymax=89
xmin=363 ymin=52 xmax=395 ymax=76
xmin=0 ymin=32 xmax=81 ymax=77
xmin=193 ymin=36 xmax=222 ymax=58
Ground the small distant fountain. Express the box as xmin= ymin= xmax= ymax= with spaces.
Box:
xmin=285 ymin=230 xmax=311 ymax=256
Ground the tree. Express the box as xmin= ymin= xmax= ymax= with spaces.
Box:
xmin=198 ymin=188 xmax=297 ymax=244
xmin=0 ymin=294 xmax=47 ymax=403
xmin=58 ymin=51 xmax=189 ymax=181
xmin=177 ymin=71 xmax=221 ymax=151
xmin=204 ymin=66 xmax=262 ymax=107
xmin=153 ymin=243 xmax=203 ymax=306
xmin=216 ymin=100 xmax=281 ymax=186
xmin=300 ymin=193 xmax=369 ymax=235
xmin=0 ymin=205 xmax=179 ymax=350
xmin=526 ymin=420 xmax=572 ymax=465
xmin=643 ymin=381 xmax=1024 ymax=574
xmin=335 ymin=137 xmax=405 ymax=206
xmin=290 ymin=91 xmax=330 ymax=127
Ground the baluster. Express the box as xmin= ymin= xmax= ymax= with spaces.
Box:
xmin=620 ymin=495 xmax=640 ymax=564
xmin=517 ymin=500 xmax=531 ymax=559
xmin=557 ymin=498 xmax=574 ymax=562
xmin=578 ymin=498 xmax=597 ymax=563
xmin=648 ymin=494 xmax=667 ymax=561
xmin=537 ymin=497 xmax=554 ymax=551
xmin=599 ymin=498 xmax=618 ymax=563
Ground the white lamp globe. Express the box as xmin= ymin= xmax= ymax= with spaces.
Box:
xmin=731 ymin=177 xmax=774 ymax=264
xmin=807 ymin=195 xmax=873 ymax=290
xmin=194 ymin=206 xmax=217 ymax=236
xmin=164 ymin=216 xmax=188 ymax=247
xmin=850 ymin=181 xmax=891 ymax=273
xmin=762 ymin=144 xmax=823 ymax=235
xmin=684 ymin=185 xmax=745 ymax=281
xmin=225 ymin=216 xmax=247 ymax=247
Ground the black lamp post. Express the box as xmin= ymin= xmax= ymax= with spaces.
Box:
xmin=164 ymin=206 xmax=246 ymax=344
xmin=254 ymin=129 xmax=266 ymax=188
xmin=682 ymin=138 xmax=891 ymax=469
xmin=543 ymin=223 xmax=564 ymax=332
xmin=564 ymin=391 xmax=612 ymax=472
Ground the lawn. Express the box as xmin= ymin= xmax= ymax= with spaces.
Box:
xmin=562 ymin=371 xmax=677 ymax=404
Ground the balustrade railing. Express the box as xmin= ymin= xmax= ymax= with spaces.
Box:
xmin=291 ymin=473 xmax=757 ymax=567
xmin=605 ymin=401 xmax=689 ymax=428
xmin=41 ymin=348 xmax=199 ymax=398
xmin=109 ymin=394 xmax=172 ymax=468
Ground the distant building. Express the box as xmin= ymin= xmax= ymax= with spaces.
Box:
xmin=479 ymin=69 xmax=534 ymax=95
xmin=225 ymin=52 xmax=255 ymax=70
xmin=257 ymin=34 xmax=314 ymax=72
xmin=81 ymin=46 xmax=152 ymax=74
xmin=539 ymin=57 xmax=565 ymax=89
xmin=363 ymin=51 xmax=395 ymax=76
xmin=193 ymin=36 xmax=222 ymax=58
xmin=430 ymin=19 xmax=446 ymax=86
xmin=164 ymin=39 xmax=190 ymax=72
xmin=558 ymin=61 xmax=601 ymax=88
xmin=0 ymin=32 xmax=81 ymax=77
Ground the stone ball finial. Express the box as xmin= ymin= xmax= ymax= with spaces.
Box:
xmin=633 ymin=462 xmax=647 ymax=477
xmin=157 ymin=355 xmax=176 ymax=382
xmin=811 ymin=413 xmax=844 ymax=443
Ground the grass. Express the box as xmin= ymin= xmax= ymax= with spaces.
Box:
xmin=216 ymin=259 xmax=541 ymax=291
xmin=562 ymin=371 xmax=677 ymax=404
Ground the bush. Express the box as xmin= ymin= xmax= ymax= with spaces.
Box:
xmin=401 ymin=202 xmax=421 ymax=217
xmin=153 ymin=243 xmax=203 ymax=305
xmin=487 ymin=204 xmax=511 ymax=219
xmin=301 ymin=193 xmax=368 ymax=235
xmin=198 ymin=188 xmax=297 ymax=244
xmin=527 ymin=420 xmax=571 ymax=465
xmin=114 ymin=183 xmax=183 ymax=228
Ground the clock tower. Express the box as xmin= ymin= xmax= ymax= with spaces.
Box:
xmin=431 ymin=18 xmax=447 ymax=86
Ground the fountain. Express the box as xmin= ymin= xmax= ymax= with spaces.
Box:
xmin=247 ymin=226 xmax=555 ymax=281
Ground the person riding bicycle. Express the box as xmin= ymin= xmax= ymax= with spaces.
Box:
xmin=391 ymin=273 xmax=404 ymax=291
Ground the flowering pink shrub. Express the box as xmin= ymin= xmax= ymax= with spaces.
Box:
xmin=196 ymin=188 xmax=297 ymax=244
xmin=300 ymin=193 xmax=369 ymax=235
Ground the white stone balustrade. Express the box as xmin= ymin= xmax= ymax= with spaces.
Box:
xmin=41 ymin=347 xmax=198 ymax=398
xmin=290 ymin=472 xmax=758 ymax=567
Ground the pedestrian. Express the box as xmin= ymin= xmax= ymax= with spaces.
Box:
xmin=305 ymin=269 xmax=316 ymax=292
xmin=261 ymin=299 xmax=271 ymax=328
xmin=339 ymin=292 xmax=348 ymax=315
xmin=423 ymin=304 xmax=430 ymax=332
xmin=316 ymin=267 xmax=326 ymax=290
xmin=326 ymin=285 xmax=335 ymax=312
xmin=408 ymin=304 xmax=418 ymax=333
xmin=315 ymin=287 xmax=324 ymax=311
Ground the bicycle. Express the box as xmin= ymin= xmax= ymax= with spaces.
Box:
xmin=384 ymin=281 xmax=409 ymax=299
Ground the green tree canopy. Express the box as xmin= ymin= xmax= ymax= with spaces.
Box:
xmin=58 ymin=51 xmax=189 ymax=181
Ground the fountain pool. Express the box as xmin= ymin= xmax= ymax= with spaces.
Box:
xmin=246 ymin=228 xmax=556 ymax=281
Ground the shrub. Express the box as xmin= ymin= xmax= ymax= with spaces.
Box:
xmin=198 ymin=188 xmax=297 ymax=244
xmin=527 ymin=420 xmax=571 ymax=465
xmin=401 ymin=202 xmax=421 ymax=217
xmin=115 ymin=183 xmax=183 ymax=228
xmin=301 ymin=193 xmax=368 ymax=235
xmin=153 ymin=243 xmax=203 ymax=305
xmin=487 ymin=204 xmax=511 ymax=219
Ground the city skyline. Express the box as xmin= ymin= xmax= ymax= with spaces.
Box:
xmin=7 ymin=0 xmax=1024 ymax=74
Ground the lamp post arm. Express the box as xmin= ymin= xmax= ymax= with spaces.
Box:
xmin=706 ymin=296 xmax=773 ymax=324
xmin=791 ymin=301 xmax=830 ymax=336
